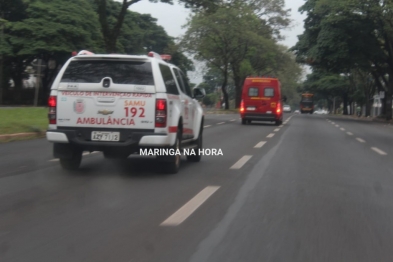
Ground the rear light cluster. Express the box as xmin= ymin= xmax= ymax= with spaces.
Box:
xmin=240 ymin=100 xmax=245 ymax=112
xmin=155 ymin=99 xmax=167 ymax=128
xmin=276 ymin=102 xmax=281 ymax=114
xmin=48 ymin=96 xmax=57 ymax=124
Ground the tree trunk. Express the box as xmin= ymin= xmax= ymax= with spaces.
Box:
xmin=343 ymin=93 xmax=349 ymax=115
xmin=221 ymin=70 xmax=229 ymax=110
xmin=232 ymin=69 xmax=243 ymax=108
xmin=386 ymin=74 xmax=393 ymax=120
xmin=365 ymin=99 xmax=372 ymax=117
xmin=96 ymin=0 xmax=135 ymax=53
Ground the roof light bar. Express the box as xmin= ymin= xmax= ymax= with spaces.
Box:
xmin=78 ymin=50 xmax=95 ymax=56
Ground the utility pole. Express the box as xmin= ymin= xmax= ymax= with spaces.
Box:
xmin=34 ymin=59 xmax=43 ymax=106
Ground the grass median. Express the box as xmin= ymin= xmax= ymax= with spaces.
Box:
xmin=0 ymin=107 xmax=48 ymax=136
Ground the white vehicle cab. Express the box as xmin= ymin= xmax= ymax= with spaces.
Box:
xmin=46 ymin=50 xmax=205 ymax=173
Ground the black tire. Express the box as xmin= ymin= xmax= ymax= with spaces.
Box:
xmin=241 ymin=118 xmax=247 ymax=125
xmin=187 ymin=126 xmax=203 ymax=162
xmin=247 ymin=120 xmax=252 ymax=124
xmin=59 ymin=151 xmax=82 ymax=170
xmin=275 ymin=120 xmax=282 ymax=126
xmin=161 ymin=131 xmax=181 ymax=174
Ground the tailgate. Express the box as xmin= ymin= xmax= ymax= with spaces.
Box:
xmin=245 ymin=87 xmax=273 ymax=113
xmin=57 ymin=88 xmax=155 ymax=129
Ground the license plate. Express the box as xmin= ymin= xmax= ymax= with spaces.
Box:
xmin=91 ymin=131 xmax=120 ymax=141
xmin=266 ymin=111 xmax=272 ymax=114
xmin=246 ymin=107 xmax=256 ymax=111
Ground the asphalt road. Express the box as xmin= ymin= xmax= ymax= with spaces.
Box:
xmin=2 ymin=113 xmax=393 ymax=261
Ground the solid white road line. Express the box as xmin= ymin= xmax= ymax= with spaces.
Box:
xmin=266 ymin=133 xmax=275 ymax=138
xmin=204 ymin=125 xmax=211 ymax=128
xmin=274 ymin=128 xmax=280 ymax=132
xmin=254 ymin=141 xmax=267 ymax=148
xmin=340 ymin=128 xmax=345 ymax=131
xmin=371 ymin=147 xmax=387 ymax=156
xmin=230 ymin=155 xmax=253 ymax=169
xmin=160 ymin=186 xmax=220 ymax=226
xmin=217 ymin=122 xmax=225 ymax=125
xmin=356 ymin=138 xmax=366 ymax=143
xmin=347 ymin=132 xmax=353 ymax=136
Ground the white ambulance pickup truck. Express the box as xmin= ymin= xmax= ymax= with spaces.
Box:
xmin=46 ymin=51 xmax=205 ymax=174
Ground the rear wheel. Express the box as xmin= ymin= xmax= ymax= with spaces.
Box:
xmin=59 ymin=151 xmax=82 ymax=170
xmin=160 ymin=131 xmax=181 ymax=174
xmin=187 ymin=126 xmax=203 ymax=162
xmin=275 ymin=120 xmax=282 ymax=126
xmin=241 ymin=118 xmax=247 ymax=125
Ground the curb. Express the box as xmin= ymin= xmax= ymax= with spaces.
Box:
xmin=328 ymin=114 xmax=393 ymax=124
xmin=0 ymin=132 xmax=45 ymax=141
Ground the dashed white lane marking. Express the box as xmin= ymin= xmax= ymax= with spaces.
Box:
xmin=340 ymin=128 xmax=345 ymax=131
xmin=335 ymin=125 xmax=339 ymax=127
xmin=49 ymin=159 xmax=59 ymax=162
xmin=266 ymin=133 xmax=275 ymax=138
xmin=160 ymin=186 xmax=220 ymax=226
xmin=356 ymin=138 xmax=366 ymax=143
xmin=230 ymin=155 xmax=253 ymax=169
xmin=217 ymin=122 xmax=225 ymax=125
xmin=254 ymin=141 xmax=267 ymax=148
xmin=279 ymin=125 xmax=283 ymax=128
xmin=230 ymin=119 xmax=236 ymax=122
xmin=371 ymin=147 xmax=387 ymax=156
xmin=204 ymin=125 xmax=211 ymax=128
xmin=332 ymin=122 xmax=335 ymax=124
xmin=274 ymin=128 xmax=280 ymax=132
xmin=347 ymin=132 xmax=353 ymax=136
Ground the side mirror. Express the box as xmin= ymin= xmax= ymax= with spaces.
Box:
xmin=193 ymin=87 xmax=206 ymax=99
xmin=282 ymin=95 xmax=287 ymax=102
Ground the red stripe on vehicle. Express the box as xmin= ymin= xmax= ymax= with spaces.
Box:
xmin=168 ymin=126 xmax=178 ymax=133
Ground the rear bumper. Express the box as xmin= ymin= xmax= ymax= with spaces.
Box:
xmin=47 ymin=127 xmax=175 ymax=151
xmin=241 ymin=113 xmax=281 ymax=121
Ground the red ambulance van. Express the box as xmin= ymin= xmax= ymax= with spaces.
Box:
xmin=240 ymin=77 xmax=284 ymax=125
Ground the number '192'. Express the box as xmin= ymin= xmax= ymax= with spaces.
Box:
xmin=124 ymin=107 xmax=145 ymax=117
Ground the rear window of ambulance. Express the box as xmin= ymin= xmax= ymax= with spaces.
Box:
xmin=264 ymin=88 xmax=274 ymax=97
xmin=248 ymin=87 xmax=259 ymax=97
xmin=60 ymin=60 xmax=154 ymax=85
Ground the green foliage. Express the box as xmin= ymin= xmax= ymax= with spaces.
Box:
xmin=181 ymin=1 xmax=299 ymax=108
xmin=8 ymin=0 xmax=103 ymax=56
xmin=203 ymin=93 xmax=219 ymax=106
xmin=293 ymin=0 xmax=393 ymax=117
xmin=1 ymin=0 xmax=194 ymax=105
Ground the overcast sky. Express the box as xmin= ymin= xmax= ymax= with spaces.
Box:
xmin=129 ymin=0 xmax=307 ymax=82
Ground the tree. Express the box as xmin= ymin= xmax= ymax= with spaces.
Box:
xmin=95 ymin=0 xmax=166 ymax=53
xmin=292 ymin=0 xmax=393 ymax=119
xmin=5 ymin=0 xmax=103 ymax=104
xmin=182 ymin=3 xmax=277 ymax=108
